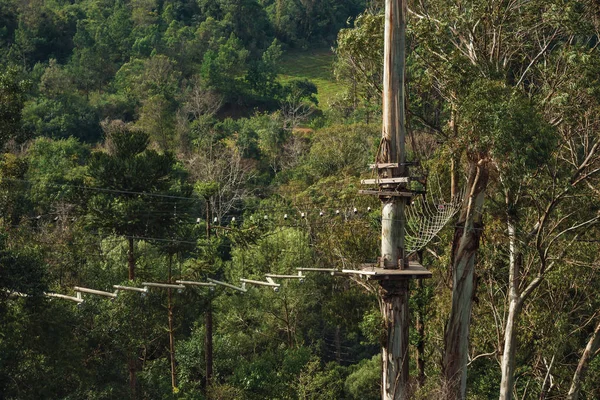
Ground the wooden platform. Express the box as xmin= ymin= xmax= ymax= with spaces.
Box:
xmin=358 ymin=189 xmax=416 ymax=197
xmin=342 ymin=261 xmax=432 ymax=280
xmin=361 ymin=177 xmax=410 ymax=185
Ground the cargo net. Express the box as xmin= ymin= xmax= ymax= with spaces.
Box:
xmin=405 ymin=179 xmax=463 ymax=254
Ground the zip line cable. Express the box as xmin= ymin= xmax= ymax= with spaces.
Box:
xmin=4 ymin=175 xmax=464 ymax=253
xmin=1 ymin=177 xmax=379 ymax=211
xmin=2 ymin=177 xmax=200 ymax=202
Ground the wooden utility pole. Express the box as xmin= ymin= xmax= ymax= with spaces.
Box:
xmin=167 ymin=254 xmax=177 ymax=391
xmin=355 ymin=1 xmax=431 ymax=399
xmin=128 ymin=237 xmax=135 ymax=280
xmin=205 ymin=202 xmax=214 ymax=394
xmin=379 ymin=0 xmax=409 ymax=398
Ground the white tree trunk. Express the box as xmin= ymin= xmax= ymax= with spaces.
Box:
xmin=499 ymin=301 xmax=520 ymax=400
xmin=567 ymin=319 xmax=600 ymax=400
xmin=444 ymin=251 xmax=475 ymax=399
xmin=499 ymin=220 xmax=521 ymax=400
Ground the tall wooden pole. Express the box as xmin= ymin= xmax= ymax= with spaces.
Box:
xmin=379 ymin=0 xmax=409 ymax=399
xmin=128 ymin=237 xmax=135 ymax=280
xmin=168 ymin=254 xmax=177 ymax=391
xmin=205 ymin=201 xmax=214 ymax=394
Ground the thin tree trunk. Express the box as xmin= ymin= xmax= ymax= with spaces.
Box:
xmin=567 ymin=319 xmax=600 ymax=400
xmin=128 ymin=358 xmax=137 ymax=399
xmin=204 ymin=201 xmax=214 ymax=395
xmin=450 ymin=108 xmax=458 ymax=199
xmin=128 ymin=237 xmax=135 ymax=280
xmin=168 ymin=254 xmax=177 ymax=391
xmin=335 ymin=325 xmax=342 ymax=363
xmin=443 ymin=160 xmax=489 ymax=399
xmin=499 ymin=219 xmax=521 ymax=400
xmin=451 ymin=156 xmax=458 ymax=199
xmin=499 ymin=299 xmax=521 ymax=400
xmin=205 ymin=300 xmax=213 ymax=392
xmin=381 ymin=280 xmax=410 ymax=400
xmin=416 ymin=279 xmax=426 ymax=387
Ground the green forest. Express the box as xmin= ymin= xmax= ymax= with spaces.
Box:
xmin=2 ymin=0 xmax=600 ymax=399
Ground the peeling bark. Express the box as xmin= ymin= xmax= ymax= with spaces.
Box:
xmin=381 ymin=280 xmax=410 ymax=400
xmin=443 ymin=160 xmax=489 ymax=399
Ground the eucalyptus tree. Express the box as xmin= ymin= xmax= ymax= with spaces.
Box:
xmin=496 ymin=33 xmax=600 ymax=399
xmin=408 ymin=1 xmax=600 ymax=398
xmin=459 ymin=80 xmax=558 ymax=400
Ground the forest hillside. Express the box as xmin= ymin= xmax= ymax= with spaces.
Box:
xmin=2 ymin=1 xmax=600 ymax=399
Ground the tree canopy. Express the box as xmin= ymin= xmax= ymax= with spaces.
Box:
xmin=2 ymin=1 xmax=600 ymax=399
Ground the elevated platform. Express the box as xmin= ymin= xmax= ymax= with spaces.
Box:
xmin=342 ymin=261 xmax=431 ymax=280
xmin=358 ymin=189 xmax=420 ymax=197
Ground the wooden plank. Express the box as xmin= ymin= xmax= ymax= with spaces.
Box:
xmin=265 ymin=273 xmax=303 ymax=279
xmin=176 ymin=280 xmax=216 ymax=287
xmin=6 ymin=289 xmax=86 ymax=303
xmin=46 ymin=292 xmax=84 ymax=303
xmin=368 ymin=162 xmax=419 ymax=169
xmin=3 ymin=289 xmax=27 ymax=298
xmin=361 ymin=177 xmax=410 ymax=185
xmin=207 ymin=278 xmax=246 ymax=292
xmin=358 ymin=190 xmax=415 ymax=197
xmin=297 ymin=267 xmax=337 ymax=276
xmin=74 ymin=286 xmax=118 ymax=298
xmin=342 ymin=261 xmax=432 ymax=280
xmin=240 ymin=278 xmax=280 ymax=288
xmin=368 ymin=163 xmax=398 ymax=169
xmin=297 ymin=268 xmax=337 ymax=272
xmin=142 ymin=282 xmax=186 ymax=290
xmin=113 ymin=285 xmax=148 ymax=293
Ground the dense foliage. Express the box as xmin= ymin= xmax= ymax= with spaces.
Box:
xmin=2 ymin=1 xmax=600 ymax=400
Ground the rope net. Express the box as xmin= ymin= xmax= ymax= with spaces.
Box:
xmin=405 ymin=178 xmax=463 ymax=254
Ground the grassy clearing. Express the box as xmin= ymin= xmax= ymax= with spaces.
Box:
xmin=278 ymin=48 xmax=345 ymax=109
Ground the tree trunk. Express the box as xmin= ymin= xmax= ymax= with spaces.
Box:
xmin=168 ymin=254 xmax=177 ymax=391
xmin=335 ymin=324 xmax=342 ymax=363
xmin=416 ymin=279 xmax=426 ymax=387
xmin=449 ymin=108 xmax=458 ymax=199
xmin=204 ymin=202 xmax=214 ymax=396
xmin=128 ymin=237 xmax=135 ymax=280
xmin=499 ymin=219 xmax=521 ymax=400
xmin=451 ymin=156 xmax=458 ymax=199
xmin=566 ymin=319 xmax=600 ymax=400
xmin=381 ymin=280 xmax=410 ymax=400
xmin=205 ymin=302 xmax=213 ymax=392
xmin=499 ymin=298 xmax=521 ymax=400
xmin=128 ymin=357 xmax=137 ymax=399
xmin=443 ymin=160 xmax=489 ymax=399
